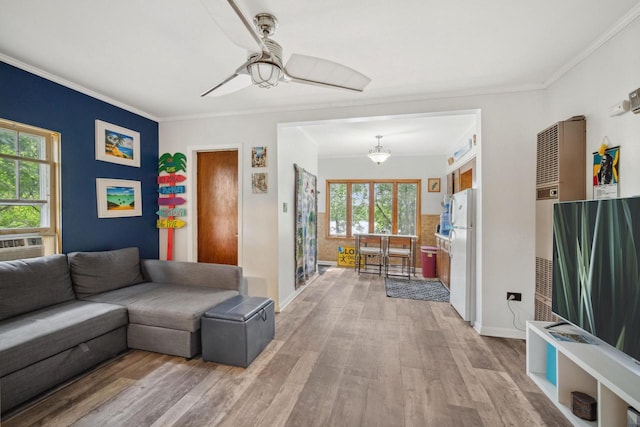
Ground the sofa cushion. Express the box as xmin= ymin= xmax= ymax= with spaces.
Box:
xmin=0 ymin=300 xmax=127 ymax=377
xmin=68 ymin=247 xmax=145 ymax=298
xmin=0 ymin=254 xmax=75 ymax=321
xmin=83 ymin=283 xmax=239 ymax=332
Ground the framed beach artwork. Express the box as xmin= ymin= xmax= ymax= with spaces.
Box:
xmin=95 ymin=120 xmax=140 ymax=167
xmin=96 ymin=178 xmax=142 ymax=218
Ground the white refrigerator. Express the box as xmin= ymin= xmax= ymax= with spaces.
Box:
xmin=449 ymin=188 xmax=475 ymax=322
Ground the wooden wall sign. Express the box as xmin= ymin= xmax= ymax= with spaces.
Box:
xmin=157 ymin=152 xmax=187 ymax=261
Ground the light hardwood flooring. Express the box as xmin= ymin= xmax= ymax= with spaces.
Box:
xmin=3 ymin=267 xmax=571 ymax=427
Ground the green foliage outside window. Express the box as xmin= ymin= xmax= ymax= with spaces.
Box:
xmin=329 ymin=183 xmax=347 ymax=236
xmin=351 ymin=183 xmax=369 ymax=234
xmin=397 ymin=183 xmax=417 ymax=235
xmin=0 ymin=127 xmax=48 ymax=229
xmin=374 ymin=183 xmax=392 ymax=233
xmin=327 ymin=180 xmax=419 ymax=237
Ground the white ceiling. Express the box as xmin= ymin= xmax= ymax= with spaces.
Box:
xmin=1 ymin=0 xmax=639 ymax=157
xmin=294 ymin=112 xmax=478 ymax=159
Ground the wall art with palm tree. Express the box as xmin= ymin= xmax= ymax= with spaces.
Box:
xmin=95 ymin=120 xmax=140 ymax=167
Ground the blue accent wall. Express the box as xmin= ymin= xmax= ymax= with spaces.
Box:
xmin=0 ymin=61 xmax=159 ymax=259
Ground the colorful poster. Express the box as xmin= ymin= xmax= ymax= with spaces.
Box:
xmin=593 ymin=146 xmax=619 ymax=199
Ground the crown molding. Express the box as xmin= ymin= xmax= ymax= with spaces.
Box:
xmin=543 ymin=3 xmax=640 ymax=88
xmin=0 ymin=53 xmax=159 ymax=122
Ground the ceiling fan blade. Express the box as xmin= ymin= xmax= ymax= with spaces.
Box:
xmin=200 ymin=59 xmax=253 ymax=97
xmin=284 ymin=54 xmax=371 ymax=92
xmin=200 ymin=0 xmax=268 ymax=54
xmin=201 ymin=73 xmax=251 ymax=97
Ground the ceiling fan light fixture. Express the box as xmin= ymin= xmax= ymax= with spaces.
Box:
xmin=368 ymin=135 xmax=391 ymax=165
xmin=247 ymin=37 xmax=284 ymax=89
xmin=248 ymin=61 xmax=282 ymax=88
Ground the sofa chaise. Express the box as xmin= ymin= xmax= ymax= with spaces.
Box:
xmin=0 ymin=247 xmax=245 ymax=414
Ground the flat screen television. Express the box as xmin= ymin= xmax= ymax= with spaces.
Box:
xmin=552 ymin=195 xmax=640 ymax=364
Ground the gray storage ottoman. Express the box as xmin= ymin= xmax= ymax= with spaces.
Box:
xmin=202 ymin=295 xmax=274 ymax=367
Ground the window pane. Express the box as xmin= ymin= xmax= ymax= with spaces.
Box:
xmin=19 ymin=132 xmax=45 ymax=160
xmin=0 ymin=205 xmax=43 ymax=228
xmin=351 ymin=183 xmax=369 ymax=233
xmin=397 ymin=183 xmax=417 ymax=235
xmin=19 ymin=161 xmax=47 ymax=200
xmin=0 ymin=158 xmax=17 ymax=199
xmin=0 ymin=128 xmax=17 ymax=155
xmin=329 ymin=182 xmax=347 ymax=236
xmin=374 ymin=183 xmax=393 ymax=233
xmin=0 ymin=120 xmax=56 ymax=236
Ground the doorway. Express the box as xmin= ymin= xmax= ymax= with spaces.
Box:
xmin=197 ymin=150 xmax=238 ymax=265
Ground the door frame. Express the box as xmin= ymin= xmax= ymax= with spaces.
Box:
xmin=186 ymin=144 xmax=243 ymax=265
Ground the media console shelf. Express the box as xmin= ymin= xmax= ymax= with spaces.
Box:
xmin=526 ymin=321 xmax=640 ymax=427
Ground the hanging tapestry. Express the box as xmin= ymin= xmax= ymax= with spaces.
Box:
xmin=294 ymin=164 xmax=318 ymax=289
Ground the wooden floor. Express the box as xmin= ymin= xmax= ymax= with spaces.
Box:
xmin=3 ymin=267 xmax=571 ymax=427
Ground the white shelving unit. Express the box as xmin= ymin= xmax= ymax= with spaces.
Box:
xmin=526 ymin=321 xmax=640 ymax=427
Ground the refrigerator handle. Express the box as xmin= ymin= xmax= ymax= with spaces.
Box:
xmin=449 ymin=229 xmax=455 ymax=260
xmin=450 ymin=196 xmax=456 ymax=226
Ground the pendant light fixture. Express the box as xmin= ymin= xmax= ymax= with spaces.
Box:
xmin=368 ymin=135 xmax=391 ymax=164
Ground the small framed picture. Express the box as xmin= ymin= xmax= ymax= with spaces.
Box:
xmin=251 ymin=146 xmax=267 ymax=167
xmin=252 ymin=172 xmax=268 ymax=194
xmin=96 ymin=178 xmax=142 ymax=218
xmin=428 ymin=178 xmax=441 ymax=193
xmin=95 ymin=120 xmax=140 ymax=167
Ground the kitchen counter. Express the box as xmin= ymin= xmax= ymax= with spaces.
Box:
xmin=435 ymin=232 xmax=450 ymax=241
xmin=435 ymin=233 xmax=451 ymax=288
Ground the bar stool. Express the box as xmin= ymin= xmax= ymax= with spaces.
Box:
xmin=355 ymin=234 xmax=384 ymax=275
xmin=385 ymin=236 xmax=413 ymax=278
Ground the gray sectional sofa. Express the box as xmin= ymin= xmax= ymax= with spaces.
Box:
xmin=0 ymin=247 xmax=245 ymax=414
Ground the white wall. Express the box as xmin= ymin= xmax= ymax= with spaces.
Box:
xmin=277 ymin=125 xmax=318 ymax=310
xmin=545 ymin=15 xmax=640 ymax=198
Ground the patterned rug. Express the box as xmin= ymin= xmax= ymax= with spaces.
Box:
xmin=385 ymin=277 xmax=450 ymax=302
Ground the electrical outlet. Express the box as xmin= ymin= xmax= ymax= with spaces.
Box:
xmin=507 ymin=292 xmax=522 ymax=301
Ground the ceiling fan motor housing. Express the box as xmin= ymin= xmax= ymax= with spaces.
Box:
xmin=254 ymin=13 xmax=278 ymax=36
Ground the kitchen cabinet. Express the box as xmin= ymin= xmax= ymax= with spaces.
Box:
xmin=447 ymin=157 xmax=475 ymax=194
xmin=435 ymin=234 xmax=450 ymax=288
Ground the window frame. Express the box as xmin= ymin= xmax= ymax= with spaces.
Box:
xmin=325 ymin=179 xmax=421 ymax=239
xmin=0 ymin=118 xmax=61 ymax=249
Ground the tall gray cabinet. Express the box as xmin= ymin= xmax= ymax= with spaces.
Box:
xmin=535 ymin=116 xmax=586 ymax=321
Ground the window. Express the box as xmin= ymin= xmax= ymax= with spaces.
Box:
xmin=0 ymin=119 xmax=60 ymax=252
xmin=326 ymin=179 xmax=420 ymax=237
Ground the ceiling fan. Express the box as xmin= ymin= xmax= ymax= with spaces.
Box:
xmin=200 ymin=0 xmax=371 ymax=97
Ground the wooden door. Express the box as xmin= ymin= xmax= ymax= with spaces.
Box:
xmin=197 ymin=150 xmax=238 ymax=265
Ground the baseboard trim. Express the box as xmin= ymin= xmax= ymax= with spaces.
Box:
xmin=278 ymin=280 xmax=312 ymax=312
xmin=474 ymin=323 xmax=526 ymax=340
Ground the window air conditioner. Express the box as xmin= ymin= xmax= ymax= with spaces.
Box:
xmin=0 ymin=236 xmax=44 ymax=261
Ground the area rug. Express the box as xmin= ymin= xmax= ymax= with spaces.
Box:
xmin=385 ymin=277 xmax=450 ymax=302
xmin=318 ymin=264 xmax=331 ymax=275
